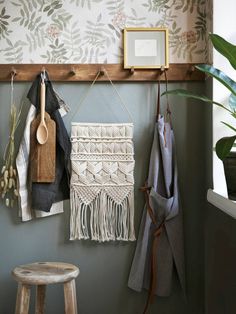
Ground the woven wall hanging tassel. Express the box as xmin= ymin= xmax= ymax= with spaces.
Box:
xmin=70 ymin=123 xmax=135 ymax=242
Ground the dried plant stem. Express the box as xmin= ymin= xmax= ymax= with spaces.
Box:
xmin=0 ymin=104 xmax=21 ymax=207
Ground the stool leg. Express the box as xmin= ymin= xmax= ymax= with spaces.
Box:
xmin=35 ymin=285 xmax=46 ymax=314
xmin=64 ymin=279 xmax=78 ymax=314
xmin=15 ymin=283 xmax=31 ymax=314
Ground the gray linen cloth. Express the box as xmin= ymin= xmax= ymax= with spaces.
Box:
xmin=128 ymin=115 xmax=186 ymax=297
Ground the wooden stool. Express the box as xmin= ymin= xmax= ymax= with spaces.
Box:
xmin=12 ymin=262 xmax=79 ymax=314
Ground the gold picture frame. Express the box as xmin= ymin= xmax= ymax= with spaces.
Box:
xmin=123 ymin=27 xmax=169 ymax=69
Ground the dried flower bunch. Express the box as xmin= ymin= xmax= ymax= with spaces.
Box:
xmin=0 ymin=105 xmax=21 ymax=207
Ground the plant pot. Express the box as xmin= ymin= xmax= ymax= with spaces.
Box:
xmin=223 ymin=152 xmax=236 ymax=201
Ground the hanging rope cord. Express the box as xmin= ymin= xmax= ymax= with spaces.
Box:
xmin=69 ymin=69 xmax=133 ymax=123
xmin=11 ymin=73 xmax=14 ymax=106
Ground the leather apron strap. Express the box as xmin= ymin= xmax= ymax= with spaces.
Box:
xmin=156 ymin=79 xmax=161 ymax=121
xmin=140 ymin=184 xmax=164 ymax=314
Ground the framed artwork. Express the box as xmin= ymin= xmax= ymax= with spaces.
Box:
xmin=123 ymin=28 xmax=169 ymax=69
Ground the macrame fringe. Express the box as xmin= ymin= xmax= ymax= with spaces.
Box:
xmin=70 ymin=188 xmax=135 ymax=242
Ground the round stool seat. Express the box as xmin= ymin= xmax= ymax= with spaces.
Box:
xmin=12 ymin=262 xmax=79 ymax=285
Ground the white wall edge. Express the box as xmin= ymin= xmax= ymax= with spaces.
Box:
xmin=207 ymin=189 xmax=236 ymax=219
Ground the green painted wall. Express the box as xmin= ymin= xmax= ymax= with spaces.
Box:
xmin=0 ymin=81 xmax=211 ymax=314
xmin=205 ymin=204 xmax=236 ymax=314
xmin=204 ymin=78 xmax=236 ymax=314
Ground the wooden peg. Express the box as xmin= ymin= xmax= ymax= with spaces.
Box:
xmin=11 ymin=67 xmax=17 ymax=77
xmin=99 ymin=67 xmax=106 ymax=76
xmin=158 ymin=66 xmax=165 ymax=78
xmin=188 ymin=65 xmax=195 ymax=75
xmin=160 ymin=66 xmax=165 ymax=73
xmin=130 ymin=67 xmax=135 ymax=75
xmin=69 ymin=67 xmax=76 ymax=76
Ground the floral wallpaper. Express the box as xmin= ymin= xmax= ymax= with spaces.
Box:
xmin=0 ymin=0 xmax=212 ymax=64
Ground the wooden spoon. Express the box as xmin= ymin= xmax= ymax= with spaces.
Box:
xmin=36 ymin=82 xmax=48 ymax=145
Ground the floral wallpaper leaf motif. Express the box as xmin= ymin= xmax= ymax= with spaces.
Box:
xmin=84 ymin=13 xmax=114 ymax=49
xmin=173 ymin=0 xmax=196 ymax=13
xmin=0 ymin=6 xmax=11 ymax=39
xmin=41 ymin=37 xmax=67 ymax=63
xmin=26 ymin=30 xmax=45 ymax=52
xmin=106 ymin=0 xmax=125 ymax=16
xmin=0 ymin=0 xmax=212 ymax=64
xmin=143 ymin=0 xmax=171 ymax=13
xmin=195 ymin=7 xmax=207 ymax=41
xmin=51 ymin=9 xmax=72 ymax=30
xmin=142 ymin=0 xmax=210 ymax=62
xmin=43 ymin=1 xmax=63 ymax=16
xmin=4 ymin=38 xmax=26 ymax=63
xmin=70 ymin=0 xmax=102 ymax=9
xmin=31 ymin=0 xmax=43 ymax=10
xmin=126 ymin=8 xmax=146 ymax=27
xmin=62 ymin=21 xmax=82 ymax=62
xmin=151 ymin=10 xmax=177 ymax=28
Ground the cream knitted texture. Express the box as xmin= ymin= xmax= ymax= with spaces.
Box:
xmin=70 ymin=123 xmax=135 ymax=242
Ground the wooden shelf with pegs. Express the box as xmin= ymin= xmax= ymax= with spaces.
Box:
xmin=0 ymin=63 xmax=205 ymax=82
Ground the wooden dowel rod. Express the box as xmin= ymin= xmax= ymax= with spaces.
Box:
xmin=0 ymin=63 xmax=205 ymax=82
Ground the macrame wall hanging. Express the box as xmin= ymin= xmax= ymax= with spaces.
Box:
xmin=70 ymin=123 xmax=135 ymax=242
xmin=69 ymin=70 xmax=135 ymax=242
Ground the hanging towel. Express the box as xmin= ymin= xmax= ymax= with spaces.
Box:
xmin=128 ymin=115 xmax=186 ymax=299
xmin=27 ymin=73 xmax=71 ymax=212
xmin=70 ymin=123 xmax=135 ymax=242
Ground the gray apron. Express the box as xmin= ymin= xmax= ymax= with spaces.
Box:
xmin=128 ymin=96 xmax=186 ymax=309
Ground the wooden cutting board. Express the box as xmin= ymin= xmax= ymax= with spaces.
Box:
xmin=30 ymin=112 xmax=56 ymax=183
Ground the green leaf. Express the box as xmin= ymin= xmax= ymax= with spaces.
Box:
xmin=161 ymin=89 xmax=233 ymax=113
xmin=196 ymin=64 xmax=236 ymax=96
xmin=210 ymin=33 xmax=236 ymax=70
xmin=229 ymin=93 xmax=236 ymax=111
xmin=215 ymin=136 xmax=236 ymax=160
xmin=221 ymin=121 xmax=236 ymax=133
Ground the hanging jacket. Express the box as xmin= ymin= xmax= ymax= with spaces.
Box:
xmin=27 ymin=73 xmax=71 ymax=212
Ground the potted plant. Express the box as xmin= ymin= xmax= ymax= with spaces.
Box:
xmin=162 ymin=34 xmax=236 ymax=200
